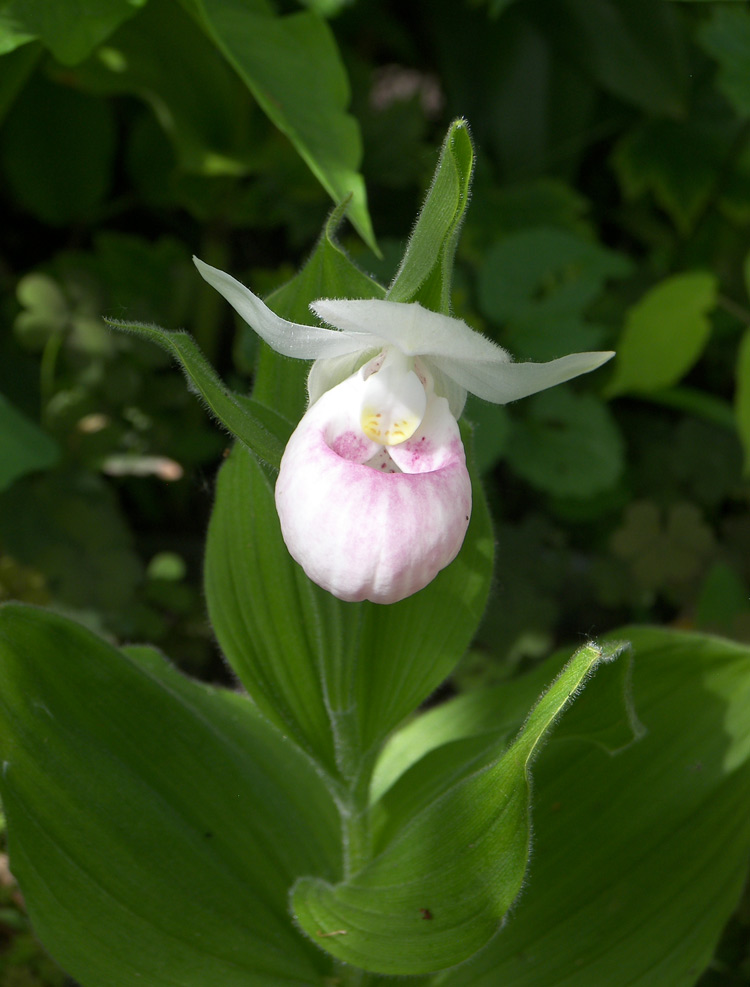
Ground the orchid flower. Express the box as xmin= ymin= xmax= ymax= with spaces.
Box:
xmin=194 ymin=257 xmax=614 ymax=605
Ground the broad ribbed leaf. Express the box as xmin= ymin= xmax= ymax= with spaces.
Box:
xmin=291 ymin=641 xmax=626 ymax=975
xmin=0 ymin=604 xmax=338 ymax=987
xmin=204 ymin=442 xmax=343 ymax=773
xmin=370 ymin=639 xmax=640 ymax=807
xmin=436 ymin=627 xmax=750 ymax=987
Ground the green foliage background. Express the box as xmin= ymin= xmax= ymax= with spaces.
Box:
xmin=1 ymin=0 xmax=750 ymax=984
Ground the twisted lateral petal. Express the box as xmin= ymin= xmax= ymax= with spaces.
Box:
xmin=430 ymin=348 xmax=616 ymax=405
xmin=193 ymin=257 xmax=367 ymax=360
xmin=275 ymin=377 xmax=472 ymax=604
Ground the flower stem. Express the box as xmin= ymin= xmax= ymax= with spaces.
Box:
xmin=40 ymin=331 xmax=63 ymax=426
xmin=341 ymin=792 xmax=371 ymax=880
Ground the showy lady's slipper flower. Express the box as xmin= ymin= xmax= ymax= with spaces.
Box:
xmin=194 ymin=257 xmax=614 ymax=604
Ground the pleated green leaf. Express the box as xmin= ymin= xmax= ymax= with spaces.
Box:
xmin=435 ymin=627 xmax=750 ymax=987
xmin=0 ymin=604 xmax=339 ymax=987
xmin=370 ymin=638 xmax=641 ymax=808
xmin=204 ymin=433 xmax=493 ymax=779
xmin=204 ymin=442 xmax=343 ymax=774
xmin=291 ymin=641 xmax=626 ymax=975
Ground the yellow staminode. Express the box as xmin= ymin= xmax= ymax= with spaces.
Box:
xmin=359 ymin=352 xmax=427 ymax=447
xmin=361 ymin=409 xmax=421 ymax=446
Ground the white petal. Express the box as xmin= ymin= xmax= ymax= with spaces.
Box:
xmin=387 ymin=392 xmax=463 ymax=474
xmin=429 ymin=350 xmax=616 ymax=405
xmin=193 ymin=257 xmax=367 ymax=360
xmin=307 ymin=350 xmax=377 ymax=406
xmin=311 ymin=298 xmax=509 ymax=363
xmin=274 ymin=373 xmax=471 ymax=604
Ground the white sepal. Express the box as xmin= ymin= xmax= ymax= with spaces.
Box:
xmin=307 ymin=350 xmax=377 ymax=407
xmin=193 ymin=257 xmax=366 ymax=360
xmin=311 ymin=298 xmax=510 ymax=363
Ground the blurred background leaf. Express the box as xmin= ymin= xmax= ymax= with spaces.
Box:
xmin=0 ymin=0 xmax=146 ymax=64
xmin=0 ymin=392 xmax=59 ymax=491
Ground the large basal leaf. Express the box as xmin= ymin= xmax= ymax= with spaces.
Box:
xmin=204 ymin=433 xmax=494 ymax=779
xmin=370 ymin=639 xmax=641 ymax=808
xmin=606 ymin=271 xmax=717 ymax=398
xmin=204 ymin=441 xmax=342 ymax=773
xmin=0 ymin=0 xmax=146 ymax=64
xmin=194 ymin=0 xmax=376 ymax=250
xmin=0 ymin=392 xmax=59 ymax=491
xmin=291 ymin=641 xmax=626 ymax=975
xmin=0 ymin=604 xmax=339 ymax=986
xmin=434 ymin=627 xmax=750 ymax=987
xmin=387 ymin=118 xmax=474 ymax=314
